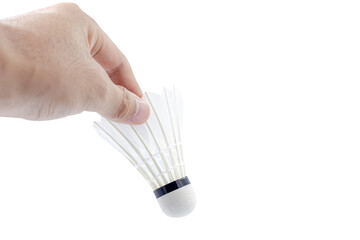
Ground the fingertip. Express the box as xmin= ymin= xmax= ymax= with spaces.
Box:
xmin=96 ymin=81 xmax=148 ymax=124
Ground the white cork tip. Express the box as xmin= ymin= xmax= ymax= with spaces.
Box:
xmin=156 ymin=184 xmax=196 ymax=218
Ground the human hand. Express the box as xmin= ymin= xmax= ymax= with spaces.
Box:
xmin=0 ymin=3 xmax=150 ymax=123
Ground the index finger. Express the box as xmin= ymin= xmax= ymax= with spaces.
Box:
xmin=89 ymin=27 xmax=143 ymax=97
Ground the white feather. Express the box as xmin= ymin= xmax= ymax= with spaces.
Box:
xmin=93 ymin=87 xmax=185 ymax=190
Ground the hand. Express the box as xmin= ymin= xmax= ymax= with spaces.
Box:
xmin=0 ymin=3 xmax=150 ymax=124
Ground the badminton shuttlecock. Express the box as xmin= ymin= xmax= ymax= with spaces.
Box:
xmin=94 ymin=88 xmax=196 ymax=217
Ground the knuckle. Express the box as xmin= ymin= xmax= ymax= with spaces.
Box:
xmin=51 ymin=3 xmax=87 ymax=27
xmin=56 ymin=2 xmax=81 ymax=12
xmin=112 ymin=87 xmax=133 ymax=120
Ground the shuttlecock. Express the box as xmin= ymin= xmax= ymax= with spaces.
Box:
xmin=94 ymin=88 xmax=196 ymax=217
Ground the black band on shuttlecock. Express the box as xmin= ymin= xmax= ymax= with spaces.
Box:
xmin=153 ymin=176 xmax=190 ymax=199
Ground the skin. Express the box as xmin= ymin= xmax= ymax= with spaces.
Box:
xmin=0 ymin=3 xmax=150 ymax=124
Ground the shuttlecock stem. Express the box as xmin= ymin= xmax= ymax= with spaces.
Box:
xmin=173 ymin=87 xmax=186 ymax=177
xmin=130 ymin=125 xmax=167 ymax=186
xmin=164 ymin=88 xmax=184 ymax=178
xmin=145 ymin=92 xmax=179 ymax=181
xmin=94 ymin=121 xmax=157 ymax=189
xmin=145 ymin=121 xmax=173 ymax=183
xmin=106 ymin=119 xmax=161 ymax=188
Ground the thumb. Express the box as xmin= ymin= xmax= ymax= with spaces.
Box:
xmin=98 ymin=84 xmax=150 ymax=124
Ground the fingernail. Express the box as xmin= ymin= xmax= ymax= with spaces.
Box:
xmin=131 ymin=99 xmax=150 ymax=124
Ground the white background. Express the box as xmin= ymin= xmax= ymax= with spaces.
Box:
xmin=1 ymin=0 xmax=360 ymax=239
